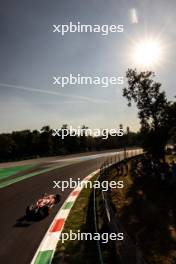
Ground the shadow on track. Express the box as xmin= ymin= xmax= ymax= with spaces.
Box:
xmin=13 ymin=214 xmax=47 ymax=228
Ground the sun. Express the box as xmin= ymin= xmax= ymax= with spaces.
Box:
xmin=132 ymin=39 xmax=162 ymax=68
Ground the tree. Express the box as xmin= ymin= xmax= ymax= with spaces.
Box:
xmin=123 ymin=68 xmax=175 ymax=159
xmin=39 ymin=126 xmax=53 ymax=156
xmin=0 ymin=134 xmax=17 ymax=161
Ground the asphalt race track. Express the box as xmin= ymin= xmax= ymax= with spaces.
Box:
xmin=0 ymin=151 xmax=123 ymax=264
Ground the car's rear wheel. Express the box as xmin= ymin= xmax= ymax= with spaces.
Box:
xmin=38 ymin=206 xmax=49 ymax=218
xmin=26 ymin=205 xmax=35 ymax=219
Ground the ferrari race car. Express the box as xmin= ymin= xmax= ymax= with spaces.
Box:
xmin=26 ymin=193 xmax=60 ymax=219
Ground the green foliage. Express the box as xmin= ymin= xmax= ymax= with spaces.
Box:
xmin=123 ymin=69 xmax=176 ymax=159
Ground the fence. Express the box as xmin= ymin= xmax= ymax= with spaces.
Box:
xmin=94 ymin=148 xmax=147 ymax=264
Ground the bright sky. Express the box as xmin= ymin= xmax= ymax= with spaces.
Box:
xmin=0 ymin=0 xmax=176 ymax=132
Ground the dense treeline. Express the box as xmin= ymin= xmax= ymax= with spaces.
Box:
xmin=0 ymin=125 xmax=141 ymax=162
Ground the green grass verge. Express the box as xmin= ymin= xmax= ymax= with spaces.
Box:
xmin=110 ymin=158 xmax=176 ymax=264
xmin=0 ymin=164 xmax=35 ymax=181
xmin=53 ymin=174 xmax=100 ymax=264
xmin=0 ymin=163 xmax=77 ymax=189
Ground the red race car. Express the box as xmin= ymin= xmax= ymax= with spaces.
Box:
xmin=26 ymin=193 xmax=60 ymax=219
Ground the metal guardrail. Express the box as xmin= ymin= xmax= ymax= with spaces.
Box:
xmin=93 ymin=174 xmax=104 ymax=264
xmin=94 ymin=148 xmax=147 ymax=264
